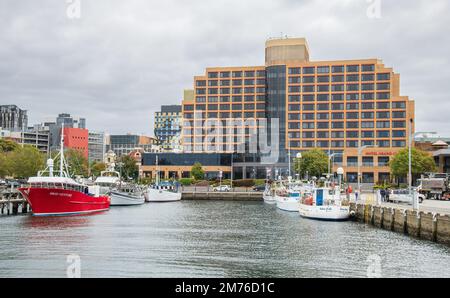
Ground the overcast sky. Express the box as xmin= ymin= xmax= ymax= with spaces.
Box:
xmin=1 ymin=0 xmax=449 ymax=136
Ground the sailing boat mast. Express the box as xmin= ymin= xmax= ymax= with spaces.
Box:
xmin=60 ymin=123 xmax=65 ymax=177
xmin=155 ymin=155 xmax=159 ymax=186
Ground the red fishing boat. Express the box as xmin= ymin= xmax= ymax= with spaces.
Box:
xmin=19 ymin=125 xmax=110 ymax=216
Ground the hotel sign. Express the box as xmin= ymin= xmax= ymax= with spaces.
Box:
xmin=365 ymin=151 xmax=397 ymax=156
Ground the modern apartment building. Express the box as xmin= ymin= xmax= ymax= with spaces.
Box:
xmin=182 ymin=37 xmax=415 ymax=183
xmin=108 ymin=134 xmax=160 ymax=156
xmin=88 ymin=131 xmax=106 ymax=163
xmin=0 ymin=105 xmax=28 ymax=132
xmin=154 ymin=104 xmax=183 ymax=152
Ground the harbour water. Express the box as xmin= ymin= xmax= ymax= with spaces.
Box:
xmin=1 ymin=201 xmax=450 ymax=278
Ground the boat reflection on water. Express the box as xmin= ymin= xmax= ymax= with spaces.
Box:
xmin=22 ymin=212 xmax=104 ymax=229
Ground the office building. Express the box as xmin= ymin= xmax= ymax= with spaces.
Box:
xmin=63 ymin=127 xmax=89 ymax=158
xmin=108 ymin=134 xmax=160 ymax=156
xmin=154 ymin=104 xmax=183 ymax=151
xmin=88 ymin=131 xmax=105 ymax=163
xmin=0 ymin=105 xmax=28 ymax=132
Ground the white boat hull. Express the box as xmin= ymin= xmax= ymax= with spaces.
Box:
xmin=146 ymin=188 xmax=181 ymax=202
xmin=275 ymin=196 xmax=299 ymax=212
xmin=299 ymin=204 xmax=350 ymax=221
xmin=110 ymin=191 xmax=145 ymax=206
xmin=263 ymin=193 xmax=276 ymax=204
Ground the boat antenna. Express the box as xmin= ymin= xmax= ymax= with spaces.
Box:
xmin=156 ymin=155 xmax=159 ymax=186
xmin=60 ymin=123 xmax=65 ymax=177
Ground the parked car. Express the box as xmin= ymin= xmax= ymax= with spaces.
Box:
xmin=252 ymin=185 xmax=266 ymax=192
xmin=213 ymin=185 xmax=231 ymax=192
xmin=0 ymin=179 xmax=6 ymax=187
xmin=387 ymin=189 xmax=424 ymax=204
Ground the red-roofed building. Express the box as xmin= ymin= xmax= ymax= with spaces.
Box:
xmin=63 ymin=127 xmax=88 ymax=158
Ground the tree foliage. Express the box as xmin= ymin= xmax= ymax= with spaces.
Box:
xmin=191 ymin=162 xmax=205 ymax=180
xmin=294 ymin=149 xmax=329 ymax=178
xmin=116 ymin=155 xmax=139 ymax=181
xmin=1 ymin=145 xmax=45 ymax=178
xmin=90 ymin=161 xmax=107 ymax=178
xmin=0 ymin=139 xmax=19 ymax=153
xmin=390 ymin=148 xmax=437 ymax=180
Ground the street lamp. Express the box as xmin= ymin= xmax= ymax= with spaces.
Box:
xmin=295 ymin=153 xmax=302 ymax=180
xmin=328 ymin=152 xmax=343 ymax=179
xmin=357 ymin=143 xmax=378 ymax=194
xmin=337 ymin=167 xmax=344 ymax=190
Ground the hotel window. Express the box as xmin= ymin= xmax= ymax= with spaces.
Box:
xmin=196 ymin=80 xmax=206 ymax=87
xmin=361 ymin=83 xmax=374 ymax=91
xmin=184 ymin=105 xmax=194 ymax=111
xmin=317 ymin=131 xmax=329 ymax=138
xmin=361 ymin=74 xmax=374 ymax=81
xmin=303 ymin=94 xmax=315 ymax=102
xmin=376 ymin=102 xmax=390 ymax=109
xmin=377 ymin=83 xmax=390 ymax=90
xmin=317 ymin=75 xmax=330 ymax=83
xmin=256 ymin=87 xmax=265 ymax=93
xmin=256 ymin=112 xmax=266 ymax=118
xmin=362 ymin=112 xmax=374 ymax=119
xmin=244 ymin=103 xmax=254 ymax=110
xmin=362 ymin=93 xmax=374 ymax=100
xmin=232 ymin=96 xmax=242 ymax=102
xmin=317 ymin=103 xmax=329 ymax=110
xmin=303 ymin=122 xmax=315 ymax=129
xmin=256 ymin=78 xmax=265 ymax=85
xmin=208 ymin=112 xmax=218 ymax=118
xmin=331 ymin=94 xmax=344 ymax=101
xmin=196 ymin=96 xmax=206 ymax=103
xmin=376 ymin=121 xmax=390 ymax=128
xmin=196 ymin=89 xmax=206 ymax=95
xmin=392 ymin=102 xmax=406 ymax=109
xmin=377 ymin=140 xmax=391 ymax=147
xmin=392 ymin=130 xmax=406 ymax=137
xmin=332 ymin=113 xmax=344 ymax=120
xmin=220 ymin=71 xmax=230 ymax=78
xmin=331 ymin=131 xmax=344 ymax=138
xmin=347 ymin=65 xmax=359 ymax=73
xmin=289 ymin=77 xmax=301 ymax=84
xmin=232 ymin=104 xmax=242 ymax=110
xmin=317 ymin=113 xmax=329 ymax=120
xmin=392 ymin=111 xmax=406 ymax=118
xmin=303 ymin=85 xmax=315 ymax=92
xmin=347 ymin=74 xmax=359 ymax=82
xmin=317 ymin=66 xmax=330 ymax=73
xmin=208 ymin=88 xmax=218 ymax=94
xmin=256 ymin=95 xmax=265 ymax=101
xmin=244 ymin=95 xmax=254 ymax=102
xmin=332 ymin=65 xmax=344 ymax=73
xmin=244 ymin=79 xmax=254 ymax=86
xmin=289 ymin=104 xmax=301 ymax=111
xmin=347 ymin=94 xmax=359 ymax=100
xmin=302 ymin=113 xmax=315 ymax=120
xmin=317 ymin=141 xmax=329 ymax=148
xmin=303 ymin=141 xmax=314 ymax=148
xmin=392 ymin=140 xmax=406 ymax=147
xmin=220 ymin=80 xmax=230 ymax=86
xmin=232 ymin=88 xmax=242 ymax=94
xmin=244 ymin=112 xmax=254 ymax=118
xmin=220 ymin=104 xmax=230 ymax=110
xmin=288 ymin=113 xmax=301 ymax=120
xmin=362 ymin=121 xmax=374 ymax=128
xmin=346 ymin=103 xmax=359 ymax=110
xmin=303 ymin=67 xmax=315 ymax=74
xmin=347 ymin=131 xmax=359 ymax=138
xmin=289 ymin=122 xmax=301 ymax=129
xmin=362 ymin=131 xmax=374 ymax=138
xmin=377 ymin=130 xmax=390 ymax=138
xmin=332 ymin=141 xmax=344 ymax=148
xmin=289 ymin=132 xmax=300 ymax=139
xmin=332 ymin=122 xmax=344 ymax=129
xmin=208 ymin=72 xmax=218 ymax=78
xmin=376 ymin=92 xmax=390 ymax=100
xmin=220 ymin=88 xmax=230 ymax=95
xmin=347 ymin=84 xmax=359 ymax=91
xmin=220 ymin=96 xmax=230 ymax=102
xmin=208 ymin=96 xmax=219 ymax=102
xmin=362 ymin=64 xmax=375 ymax=72
xmin=244 ymin=71 xmax=255 ymax=77
xmin=378 ymin=156 xmax=390 ymax=166
xmin=256 ymin=70 xmax=266 ymax=77
xmin=331 ymin=85 xmax=344 ymax=92
xmin=347 ymin=121 xmax=359 ymax=129
xmin=347 ymin=112 xmax=359 ymax=119
xmin=289 ymin=86 xmax=301 ymax=93
xmin=244 ymin=87 xmax=254 ymax=93
xmin=302 ymin=131 xmax=315 ymax=138
xmin=362 ymin=102 xmax=374 ymax=109
xmin=288 ymin=67 xmax=301 ymax=75
xmin=232 ymin=79 xmax=242 ymax=86
xmin=317 ymin=122 xmax=329 ymax=129
xmin=392 ymin=121 xmax=406 ymax=128
xmin=376 ymin=111 xmax=390 ymax=119
xmin=289 ymin=95 xmax=300 ymax=102
xmin=332 ymin=75 xmax=345 ymax=82
xmin=196 ymin=104 xmax=206 ymax=111
xmin=290 ymin=141 xmax=300 ymax=147
xmin=232 ymin=112 xmax=242 ymax=118
xmin=377 ymin=73 xmax=390 ymax=81
xmin=317 ymin=85 xmax=329 ymax=92
xmin=346 ymin=141 xmax=358 ymax=148
xmin=303 ymin=76 xmax=315 ymax=83
xmin=303 ymin=104 xmax=315 ymax=111
xmin=317 ymin=94 xmax=329 ymax=101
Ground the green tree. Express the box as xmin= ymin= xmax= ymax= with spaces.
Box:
xmin=6 ymin=145 xmax=45 ymax=178
xmin=90 ymin=161 xmax=107 ymax=177
xmin=294 ymin=149 xmax=329 ymax=178
xmin=0 ymin=139 xmax=19 ymax=153
xmin=65 ymin=149 xmax=89 ymax=177
xmin=116 ymin=155 xmax=139 ymax=181
xmin=0 ymin=152 xmax=10 ymax=177
xmin=390 ymin=148 xmax=437 ymax=182
xmin=191 ymin=162 xmax=205 ymax=180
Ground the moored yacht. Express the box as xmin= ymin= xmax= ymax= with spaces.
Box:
xmin=145 ymin=155 xmax=181 ymax=202
xmin=298 ymin=186 xmax=350 ymax=221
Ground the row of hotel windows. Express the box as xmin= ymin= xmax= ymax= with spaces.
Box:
xmin=288 ymin=130 xmax=406 ymax=138
xmin=290 ymin=140 xmax=406 ymax=148
xmin=184 ymin=112 xmax=266 ymax=119
xmin=288 ymin=83 xmax=390 ymax=93
xmin=196 ymin=87 xmax=266 ymax=95
xmin=288 ymin=93 xmax=391 ymax=101
xmin=287 ymin=73 xmax=390 ymax=83
xmin=196 ymin=79 xmax=266 ymax=87
xmin=207 ymin=70 xmax=266 ymax=79
xmin=288 ymin=64 xmax=376 ymax=74
xmin=186 ymin=103 xmax=266 ymax=111
xmin=287 ymin=111 xmax=406 ymax=119
xmin=288 ymin=103 xmax=406 ymax=111
xmin=289 ymin=119 xmax=405 ymax=129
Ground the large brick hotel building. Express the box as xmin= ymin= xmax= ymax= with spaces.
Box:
xmin=146 ymin=38 xmax=415 ymax=183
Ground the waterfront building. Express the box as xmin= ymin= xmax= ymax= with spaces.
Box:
xmin=88 ymin=131 xmax=106 ymax=163
xmin=5 ymin=130 xmax=50 ymax=154
xmin=108 ymin=134 xmax=160 ymax=156
xmin=182 ymin=37 xmax=415 ymax=183
xmin=63 ymin=127 xmax=89 ymax=158
xmin=141 ymin=152 xmax=232 ymax=180
xmin=0 ymin=105 xmax=28 ymax=132
xmin=154 ymin=104 xmax=183 ymax=152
